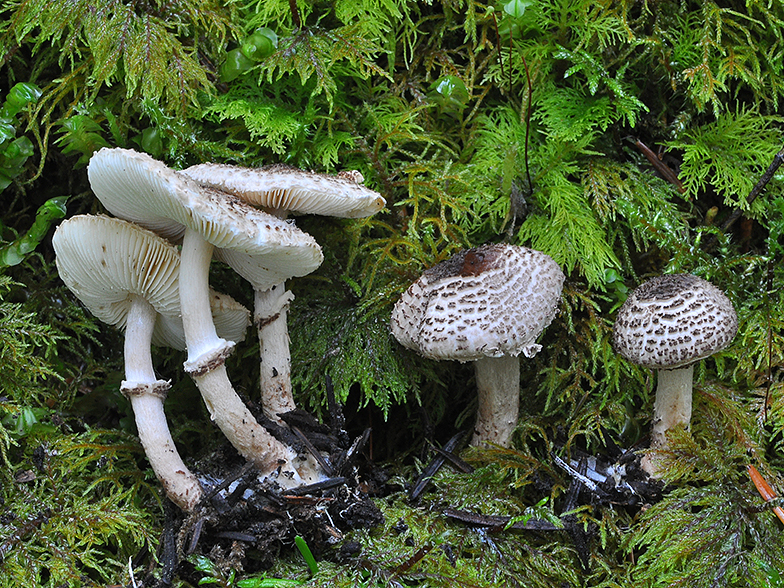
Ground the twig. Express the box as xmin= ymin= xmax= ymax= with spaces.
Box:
xmin=409 ymin=430 xmax=468 ymax=501
xmin=443 ymin=507 xmax=560 ymax=531
xmin=634 ymin=139 xmax=685 ymax=193
xmin=721 ymin=145 xmax=784 ymax=233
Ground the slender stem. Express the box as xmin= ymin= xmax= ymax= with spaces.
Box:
xmin=178 ymin=228 xmax=296 ymax=475
xmin=256 ymin=283 xmax=297 ymax=421
xmin=651 ymin=365 xmax=694 ymax=449
xmin=471 ymin=355 xmax=520 ymax=447
xmin=289 ymin=0 xmax=302 ymax=30
xmin=123 ymin=295 xmax=202 ymax=511
xmin=180 ymin=228 xmax=225 ymax=368
xmin=643 ymin=365 xmax=694 ymax=477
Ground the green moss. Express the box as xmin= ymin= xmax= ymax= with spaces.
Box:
xmin=4 ymin=0 xmax=784 ymax=585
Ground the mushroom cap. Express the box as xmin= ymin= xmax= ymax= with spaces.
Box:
xmin=390 ymin=244 xmax=565 ymax=362
xmin=155 ymin=289 xmax=250 ymax=350
xmin=180 ymin=162 xmax=386 ymax=218
xmin=87 ymin=148 xmax=323 ymax=287
xmin=612 ymin=273 xmax=738 ymax=369
xmin=53 ymin=215 xmax=250 ymax=348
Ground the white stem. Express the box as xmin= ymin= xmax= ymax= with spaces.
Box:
xmin=471 ymin=355 xmax=521 ymax=447
xmin=256 ymin=283 xmax=296 ymax=421
xmin=643 ymin=365 xmax=694 ymax=477
xmin=651 ymin=365 xmax=695 ymax=446
xmin=180 ymin=228 xmax=226 ymax=368
xmin=123 ymin=295 xmax=202 ymax=511
xmin=179 ymin=228 xmax=302 ymax=476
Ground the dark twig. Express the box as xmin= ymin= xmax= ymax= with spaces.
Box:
xmin=292 ymin=426 xmax=335 ymax=476
xmin=558 ymin=455 xmax=592 ymax=570
xmin=721 ymin=145 xmax=784 ymax=233
xmin=428 ymin=443 xmax=474 ymax=474
xmin=443 ymin=507 xmax=560 ymax=531
xmin=409 ymin=430 xmax=468 ymax=501
xmin=202 ymin=463 xmax=256 ymax=503
xmin=325 ymin=374 xmax=346 ymax=434
xmin=335 ymin=427 xmax=371 ymax=475
xmin=284 ymin=477 xmax=348 ymax=496
xmin=634 ymin=139 xmax=685 ymax=193
xmin=186 ymin=517 xmax=205 ymax=555
xmin=288 ymin=0 xmax=302 ymax=30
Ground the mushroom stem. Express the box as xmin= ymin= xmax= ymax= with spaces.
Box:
xmin=471 ymin=355 xmax=521 ymax=447
xmin=123 ymin=295 xmax=202 ymax=511
xmin=643 ymin=364 xmax=694 ymax=475
xmin=179 ymin=228 xmax=293 ymax=474
xmin=255 ymin=283 xmax=296 ymax=421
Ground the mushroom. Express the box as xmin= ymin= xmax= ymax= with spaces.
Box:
xmin=52 ymin=215 xmax=249 ymax=510
xmin=180 ymin=162 xmax=385 ymax=421
xmin=390 ymin=243 xmax=565 ymax=447
xmin=181 ymin=163 xmax=386 ymax=218
xmin=612 ymin=273 xmax=738 ymax=476
xmin=87 ymin=148 xmax=324 ymax=484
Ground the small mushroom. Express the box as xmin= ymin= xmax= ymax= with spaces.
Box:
xmin=181 ymin=162 xmax=385 ymax=421
xmin=612 ymin=273 xmax=738 ymax=476
xmin=53 ymin=215 xmax=250 ymax=510
xmin=87 ymin=148 xmax=324 ymax=484
xmin=390 ymin=244 xmax=565 ymax=447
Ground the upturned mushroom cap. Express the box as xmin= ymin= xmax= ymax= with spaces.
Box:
xmin=53 ymin=215 xmax=250 ymax=347
xmin=390 ymin=244 xmax=565 ymax=361
xmin=54 ymin=214 xmax=180 ymax=327
xmin=181 ymin=162 xmax=386 ymax=218
xmin=154 ymin=290 xmax=250 ymax=351
xmin=87 ymin=148 xmax=323 ymax=284
xmin=613 ymin=273 xmax=738 ymax=370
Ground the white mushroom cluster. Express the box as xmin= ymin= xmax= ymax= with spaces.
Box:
xmin=53 ymin=148 xmax=386 ymax=510
xmin=180 ymin=161 xmax=385 ymax=421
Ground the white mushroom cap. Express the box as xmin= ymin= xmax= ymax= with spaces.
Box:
xmin=390 ymin=244 xmax=565 ymax=362
xmin=181 ymin=162 xmax=386 ymax=218
xmin=613 ymin=274 xmax=737 ymax=370
xmin=87 ymin=148 xmax=324 ymax=282
xmin=155 ymin=290 xmax=250 ymax=351
xmin=53 ymin=215 xmax=250 ymax=346
xmin=55 ymin=214 xmax=180 ymax=327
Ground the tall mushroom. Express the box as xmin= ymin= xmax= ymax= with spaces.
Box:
xmin=87 ymin=148 xmax=324 ymax=484
xmin=53 ymin=215 xmax=250 ymax=510
xmin=390 ymin=243 xmax=565 ymax=447
xmin=612 ymin=273 xmax=738 ymax=476
xmin=180 ymin=162 xmax=385 ymax=420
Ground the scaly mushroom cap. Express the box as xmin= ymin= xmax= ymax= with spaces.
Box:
xmin=53 ymin=215 xmax=250 ymax=346
xmin=390 ymin=244 xmax=565 ymax=362
xmin=613 ymin=273 xmax=738 ymax=370
xmin=87 ymin=148 xmax=324 ymax=288
xmin=181 ymin=163 xmax=386 ymax=218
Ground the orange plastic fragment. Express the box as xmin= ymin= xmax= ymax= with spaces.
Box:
xmin=748 ymin=464 xmax=784 ymax=525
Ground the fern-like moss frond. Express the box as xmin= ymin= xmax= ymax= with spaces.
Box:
xmin=1 ymin=0 xmax=238 ymax=114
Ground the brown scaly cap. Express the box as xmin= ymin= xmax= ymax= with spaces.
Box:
xmin=390 ymin=244 xmax=565 ymax=362
xmin=613 ymin=273 xmax=738 ymax=370
xmin=181 ymin=162 xmax=386 ymax=218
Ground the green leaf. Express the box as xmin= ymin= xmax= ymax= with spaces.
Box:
xmin=503 ymin=0 xmax=533 ymax=20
